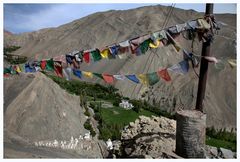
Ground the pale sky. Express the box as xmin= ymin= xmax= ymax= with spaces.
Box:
xmin=4 ymin=3 xmax=236 ymax=33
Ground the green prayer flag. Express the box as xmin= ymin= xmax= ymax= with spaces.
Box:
xmin=146 ymin=72 xmax=159 ymax=86
xmin=140 ymin=39 xmax=152 ymax=54
xmin=91 ymin=49 xmax=102 ymax=62
xmin=4 ymin=67 xmax=11 ymax=74
xmin=93 ymin=73 xmax=104 ymax=80
xmin=19 ymin=64 xmax=25 ymax=72
xmin=46 ymin=58 xmax=54 ymax=71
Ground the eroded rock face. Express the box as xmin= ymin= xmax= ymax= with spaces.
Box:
xmin=121 ymin=115 xmax=176 ymax=158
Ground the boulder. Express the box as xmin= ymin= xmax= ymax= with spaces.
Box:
xmin=218 ymin=147 xmax=234 ymax=159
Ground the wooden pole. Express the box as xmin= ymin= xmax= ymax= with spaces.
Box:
xmin=175 ymin=4 xmax=213 ymax=158
xmin=195 ymin=4 xmax=214 ymax=112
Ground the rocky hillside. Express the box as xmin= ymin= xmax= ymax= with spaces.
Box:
xmin=4 ymin=5 xmax=236 ymax=130
xmin=4 ymin=73 xmax=102 ymax=158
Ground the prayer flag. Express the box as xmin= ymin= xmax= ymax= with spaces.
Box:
xmin=113 ymin=74 xmax=125 ymax=80
xmin=204 ymin=56 xmax=218 ymax=63
xmin=109 ymin=45 xmax=119 ymax=58
xmin=138 ymin=74 xmax=149 ymax=85
xmin=149 ymin=39 xmax=161 ymax=48
xmin=4 ymin=67 xmax=11 ymax=74
xmin=83 ymin=71 xmax=93 ymax=78
xmin=100 ymin=48 xmax=110 ymax=58
xmin=102 ymin=74 xmax=114 ymax=83
xmin=19 ymin=64 xmax=25 ymax=72
xmin=168 ymin=60 xmax=189 ymax=74
xmin=40 ymin=60 xmax=47 ymax=70
xmin=54 ymin=62 xmax=63 ymax=77
xmin=93 ymin=73 xmax=104 ymax=80
xmin=16 ymin=65 xmax=21 ymax=73
xmin=158 ymin=69 xmax=171 ymax=81
xmin=125 ymin=75 xmax=140 ymax=84
xmin=46 ymin=58 xmax=54 ymax=71
xmin=25 ymin=64 xmax=36 ymax=73
xmin=91 ymin=49 xmax=102 ymax=62
xmin=146 ymin=72 xmax=160 ymax=86
xmin=73 ymin=68 xmax=82 ymax=79
xmin=63 ymin=67 xmax=72 ymax=81
xmin=83 ymin=52 xmax=90 ymax=63
xmin=139 ymin=39 xmax=152 ymax=54
xmin=119 ymin=40 xmax=130 ymax=54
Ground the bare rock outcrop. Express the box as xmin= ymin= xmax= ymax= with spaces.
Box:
xmin=121 ymin=115 xmax=176 ymax=158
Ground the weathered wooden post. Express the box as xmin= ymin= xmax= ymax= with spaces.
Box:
xmin=175 ymin=3 xmax=213 ymax=158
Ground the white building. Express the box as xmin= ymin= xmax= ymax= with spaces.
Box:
xmin=119 ymin=100 xmax=134 ymax=110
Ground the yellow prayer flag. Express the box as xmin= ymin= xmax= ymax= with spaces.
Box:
xmin=83 ymin=71 xmax=93 ymax=78
xmin=228 ymin=59 xmax=236 ymax=68
xmin=149 ymin=39 xmax=161 ymax=48
xmin=138 ymin=74 xmax=149 ymax=85
xmin=100 ymin=49 xmax=109 ymax=58
xmin=16 ymin=65 xmax=21 ymax=73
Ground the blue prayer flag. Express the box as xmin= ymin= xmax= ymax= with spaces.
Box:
xmin=125 ymin=75 xmax=140 ymax=84
xmin=73 ymin=69 xmax=82 ymax=78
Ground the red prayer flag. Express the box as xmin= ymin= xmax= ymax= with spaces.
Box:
xmin=40 ymin=60 xmax=47 ymax=70
xmin=157 ymin=69 xmax=171 ymax=82
xmin=83 ymin=52 xmax=90 ymax=63
xmin=4 ymin=73 xmax=10 ymax=77
xmin=102 ymin=74 xmax=114 ymax=83
xmin=54 ymin=62 xmax=63 ymax=77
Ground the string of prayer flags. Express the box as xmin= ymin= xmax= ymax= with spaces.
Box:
xmin=82 ymin=71 xmax=93 ymax=78
xmin=125 ymin=75 xmax=140 ymax=84
xmin=157 ymin=69 xmax=171 ymax=82
xmin=73 ymin=68 xmax=82 ymax=79
xmin=228 ymin=59 xmax=236 ymax=68
xmin=146 ymin=72 xmax=160 ymax=86
xmin=113 ymin=74 xmax=125 ymax=80
xmin=102 ymin=74 xmax=114 ymax=83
